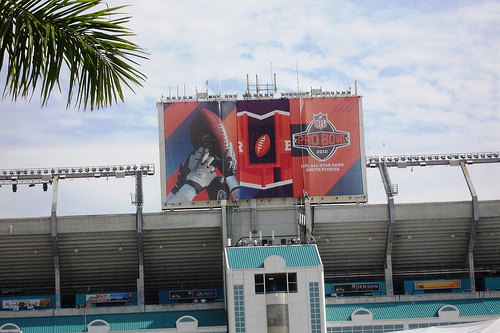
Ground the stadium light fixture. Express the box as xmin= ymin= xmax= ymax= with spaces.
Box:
xmin=366 ymin=152 xmax=499 ymax=168
xmin=0 ymin=164 xmax=155 ymax=188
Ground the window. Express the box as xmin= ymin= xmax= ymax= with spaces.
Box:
xmin=255 ymin=272 xmax=297 ymax=294
xmin=255 ymin=274 xmax=264 ymax=294
xmin=310 ymin=282 xmax=321 ymax=333
xmin=288 ymin=272 xmax=298 ymax=292
xmin=234 ymin=285 xmax=246 ymax=333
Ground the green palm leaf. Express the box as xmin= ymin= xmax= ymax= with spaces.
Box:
xmin=0 ymin=0 xmax=148 ymax=110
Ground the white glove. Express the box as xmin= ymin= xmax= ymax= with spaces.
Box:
xmin=185 ymin=147 xmax=217 ymax=194
xmin=169 ymin=149 xmax=200 ymax=195
xmin=167 ymin=147 xmax=217 ymax=202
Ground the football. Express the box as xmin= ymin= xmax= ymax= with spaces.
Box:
xmin=190 ymin=108 xmax=229 ymax=158
xmin=255 ymin=134 xmax=271 ymax=157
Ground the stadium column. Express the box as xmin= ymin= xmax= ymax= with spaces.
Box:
xmin=221 ymin=200 xmax=228 ymax=248
xmin=251 ymin=199 xmax=258 ymax=233
xmin=135 ymin=170 xmax=146 ymax=310
xmin=51 ymin=176 xmax=61 ymax=309
xmin=379 ymin=162 xmax=395 ymax=296
xmin=460 ymin=162 xmax=478 ymax=293
xmin=304 ymin=196 xmax=312 ymax=243
xmin=384 ymin=197 xmax=396 ymax=296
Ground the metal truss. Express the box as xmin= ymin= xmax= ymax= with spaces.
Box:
xmin=0 ymin=164 xmax=155 ymax=186
xmin=366 ymin=152 xmax=499 ymax=168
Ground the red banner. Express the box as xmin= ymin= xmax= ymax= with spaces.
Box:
xmin=159 ymin=97 xmax=366 ymax=207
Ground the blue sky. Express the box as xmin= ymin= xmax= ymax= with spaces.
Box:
xmin=0 ymin=0 xmax=498 ymax=217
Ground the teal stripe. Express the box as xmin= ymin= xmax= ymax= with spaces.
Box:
xmin=0 ymin=309 xmax=227 ymax=333
xmin=226 ymin=245 xmax=321 ymax=269
xmin=326 ymin=298 xmax=500 ymax=321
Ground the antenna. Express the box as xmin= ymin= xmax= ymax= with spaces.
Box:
xmin=218 ymin=59 xmax=221 ymax=96
xmin=244 ymin=73 xmax=277 ymax=98
xmin=270 ymin=62 xmax=273 ymax=86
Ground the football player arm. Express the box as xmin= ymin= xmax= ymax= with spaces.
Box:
xmin=222 ymin=142 xmax=240 ymax=200
xmin=226 ymin=175 xmax=240 ymax=200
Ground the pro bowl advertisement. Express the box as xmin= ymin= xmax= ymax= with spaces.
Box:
xmin=158 ymin=96 xmax=367 ymax=208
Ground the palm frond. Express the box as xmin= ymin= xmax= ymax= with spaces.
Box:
xmin=0 ymin=0 xmax=148 ymax=110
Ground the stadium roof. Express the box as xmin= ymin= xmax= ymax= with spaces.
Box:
xmin=225 ymin=244 xmax=322 ymax=269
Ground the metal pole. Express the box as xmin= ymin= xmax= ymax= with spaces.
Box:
xmin=251 ymin=199 xmax=258 ymax=233
xmin=135 ymin=170 xmax=146 ymax=310
xmin=222 ymin=200 xmax=228 ymax=248
xmin=51 ymin=176 xmax=61 ymax=309
xmin=304 ymin=196 xmax=312 ymax=244
xmin=460 ymin=162 xmax=479 ymax=292
xmin=379 ymin=163 xmax=395 ymax=296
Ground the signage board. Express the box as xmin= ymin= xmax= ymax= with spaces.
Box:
xmin=2 ymin=298 xmax=50 ymax=310
xmin=332 ymin=283 xmax=380 ymax=294
xmin=169 ymin=289 xmax=217 ymax=300
xmin=86 ymin=293 xmax=134 ymax=303
xmin=158 ymin=96 xmax=367 ymax=208
xmin=414 ymin=280 xmax=462 ymax=290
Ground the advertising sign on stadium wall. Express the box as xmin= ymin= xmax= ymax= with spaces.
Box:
xmin=86 ymin=293 xmax=134 ymax=303
xmin=158 ymin=96 xmax=367 ymax=208
xmin=2 ymin=298 xmax=51 ymax=310
xmin=414 ymin=280 xmax=462 ymax=290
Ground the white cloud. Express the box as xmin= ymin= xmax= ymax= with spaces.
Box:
xmin=0 ymin=0 xmax=498 ymax=217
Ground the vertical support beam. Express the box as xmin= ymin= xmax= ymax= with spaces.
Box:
xmin=460 ymin=162 xmax=479 ymax=292
xmin=227 ymin=205 xmax=234 ymax=246
xmin=379 ymin=163 xmax=395 ymax=296
xmin=385 ymin=197 xmax=396 ymax=296
xmin=221 ymin=200 xmax=228 ymax=248
xmin=304 ymin=196 xmax=312 ymax=244
xmin=51 ymin=176 xmax=61 ymax=309
xmin=250 ymin=199 xmax=258 ymax=233
xmin=135 ymin=170 xmax=145 ymax=311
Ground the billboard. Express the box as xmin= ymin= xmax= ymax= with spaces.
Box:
xmin=158 ymin=96 xmax=367 ymax=208
xmin=86 ymin=293 xmax=134 ymax=303
xmin=414 ymin=280 xmax=462 ymax=290
xmin=2 ymin=297 xmax=51 ymax=310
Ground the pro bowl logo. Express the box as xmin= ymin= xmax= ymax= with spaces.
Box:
xmin=292 ymin=113 xmax=350 ymax=161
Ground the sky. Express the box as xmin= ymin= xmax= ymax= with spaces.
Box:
xmin=0 ymin=0 xmax=498 ymax=218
